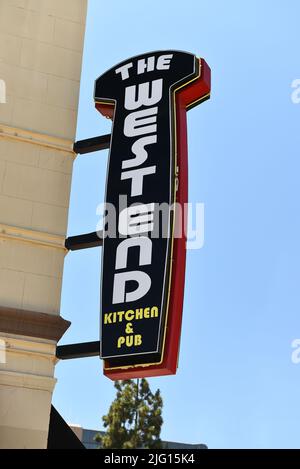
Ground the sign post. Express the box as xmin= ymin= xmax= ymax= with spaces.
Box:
xmin=95 ymin=50 xmax=210 ymax=379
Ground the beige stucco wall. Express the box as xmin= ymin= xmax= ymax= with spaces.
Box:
xmin=0 ymin=0 xmax=88 ymax=448
xmin=0 ymin=0 xmax=87 ymax=313
xmin=0 ymin=334 xmax=56 ymax=449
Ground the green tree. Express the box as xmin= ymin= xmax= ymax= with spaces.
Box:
xmin=95 ymin=379 xmax=163 ymax=449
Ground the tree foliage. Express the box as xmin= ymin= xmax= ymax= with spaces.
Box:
xmin=96 ymin=379 xmax=163 ymax=449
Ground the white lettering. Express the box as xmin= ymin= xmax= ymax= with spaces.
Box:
xmin=112 ymin=271 xmax=151 ymax=303
xmin=125 ymin=79 xmax=163 ymax=110
xmin=0 ymin=79 xmax=6 ymax=104
xmin=115 ymin=236 xmax=152 ymax=270
xmin=157 ymin=54 xmax=173 ymax=70
xmin=115 ymin=62 xmax=133 ymax=80
xmin=137 ymin=56 xmax=155 ymax=74
xmin=291 ymin=79 xmax=300 ymax=104
xmin=119 ymin=203 xmax=155 ymax=236
xmin=124 ymin=107 xmax=158 ymax=137
xmin=122 ymin=135 xmax=157 ymax=170
xmin=121 ymin=166 xmax=156 ymax=197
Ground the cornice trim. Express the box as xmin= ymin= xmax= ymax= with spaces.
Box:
xmin=0 ymin=370 xmax=56 ymax=392
xmin=0 ymin=223 xmax=67 ymax=251
xmin=0 ymin=124 xmax=76 ymax=155
xmin=0 ymin=306 xmax=71 ymax=342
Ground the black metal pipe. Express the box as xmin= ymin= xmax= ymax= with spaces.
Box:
xmin=56 ymin=341 xmax=100 ymax=360
xmin=65 ymin=231 xmax=103 ymax=251
xmin=73 ymin=134 xmax=111 ymax=154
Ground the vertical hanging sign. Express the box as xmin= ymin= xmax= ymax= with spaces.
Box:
xmin=95 ymin=50 xmax=210 ymax=380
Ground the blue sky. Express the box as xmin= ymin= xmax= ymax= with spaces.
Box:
xmin=52 ymin=0 xmax=300 ymax=448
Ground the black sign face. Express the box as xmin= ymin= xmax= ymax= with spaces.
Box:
xmin=95 ymin=51 xmax=199 ymax=368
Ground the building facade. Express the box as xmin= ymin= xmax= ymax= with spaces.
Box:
xmin=70 ymin=425 xmax=208 ymax=450
xmin=0 ymin=0 xmax=87 ymax=448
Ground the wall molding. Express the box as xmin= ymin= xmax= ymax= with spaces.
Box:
xmin=0 ymin=223 xmax=67 ymax=251
xmin=2 ymin=336 xmax=56 ymax=361
xmin=0 ymin=124 xmax=76 ymax=155
xmin=0 ymin=370 xmax=56 ymax=392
